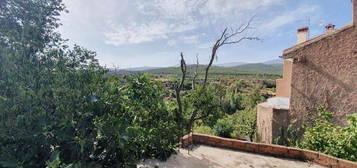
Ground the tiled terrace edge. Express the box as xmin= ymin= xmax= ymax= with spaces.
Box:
xmin=181 ymin=133 xmax=357 ymax=168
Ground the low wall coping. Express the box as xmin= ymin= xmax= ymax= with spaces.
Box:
xmin=181 ymin=133 xmax=357 ymax=168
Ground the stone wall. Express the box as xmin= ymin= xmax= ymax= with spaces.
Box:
xmin=181 ymin=133 xmax=357 ymax=168
xmin=257 ymin=96 xmax=289 ymax=144
xmin=271 ymin=108 xmax=289 ymax=139
xmin=257 ymin=105 xmax=274 ymax=143
xmin=283 ymin=25 xmax=357 ymax=126
xmin=276 ymin=59 xmax=293 ymax=97
xmin=257 ymin=104 xmax=289 ymax=144
xmin=258 ymin=57 xmax=291 ymax=143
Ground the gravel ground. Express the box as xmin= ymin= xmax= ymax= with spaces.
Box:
xmin=137 ymin=145 xmax=325 ymax=168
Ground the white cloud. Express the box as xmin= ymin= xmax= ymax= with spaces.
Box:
xmin=104 ymin=51 xmax=180 ymax=68
xmin=199 ymin=0 xmax=284 ymax=16
xmin=58 ymin=0 xmax=327 ymax=68
xmin=105 ymin=21 xmax=196 ymax=46
xmin=167 ymin=34 xmax=201 ymax=46
xmin=103 ymin=0 xmax=289 ymax=46
xmin=60 ymin=0 xmax=317 ymax=46
xmin=197 ymin=42 xmax=212 ymax=49
xmin=181 ymin=35 xmax=200 ymax=43
xmin=167 ymin=39 xmax=177 ymax=47
xmin=264 ymin=5 xmax=318 ymax=31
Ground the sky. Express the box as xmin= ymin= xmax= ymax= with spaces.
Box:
xmin=57 ymin=0 xmax=353 ymax=68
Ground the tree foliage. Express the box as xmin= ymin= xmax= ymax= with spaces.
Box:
xmin=184 ymin=85 xmax=223 ymax=129
xmin=212 ymin=88 xmax=264 ymax=140
xmin=300 ymin=107 xmax=357 ymax=162
xmin=0 ymin=1 xmax=178 ymax=167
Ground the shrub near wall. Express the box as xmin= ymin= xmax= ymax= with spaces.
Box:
xmin=300 ymin=108 xmax=357 ymax=162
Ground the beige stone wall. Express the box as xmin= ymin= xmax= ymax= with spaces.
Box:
xmin=257 ymin=105 xmax=273 ymax=143
xmin=257 ymin=104 xmax=289 ymax=144
xmin=272 ymin=108 xmax=289 ymax=139
xmin=259 ymin=58 xmax=292 ymax=143
xmin=284 ymin=26 xmax=357 ymax=126
xmin=276 ymin=59 xmax=293 ymax=97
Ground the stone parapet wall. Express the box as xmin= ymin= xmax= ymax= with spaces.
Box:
xmin=181 ymin=133 xmax=357 ymax=168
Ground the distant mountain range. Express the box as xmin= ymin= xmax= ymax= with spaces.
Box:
xmin=119 ymin=59 xmax=283 ymax=74
xmin=229 ymin=63 xmax=283 ymax=74
xmin=261 ymin=59 xmax=283 ymax=64
xmin=122 ymin=66 xmax=162 ymax=71
xmin=216 ymin=62 xmax=247 ymax=67
xmin=144 ymin=64 xmax=282 ymax=75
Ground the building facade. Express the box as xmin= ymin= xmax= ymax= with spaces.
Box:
xmin=257 ymin=0 xmax=357 ymax=144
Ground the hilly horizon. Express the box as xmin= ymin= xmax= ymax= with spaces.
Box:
xmin=119 ymin=59 xmax=283 ymax=73
xmin=114 ymin=59 xmax=283 ymax=76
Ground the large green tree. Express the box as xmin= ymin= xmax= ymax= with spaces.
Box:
xmin=1 ymin=1 xmax=68 ymax=166
xmin=0 ymin=1 xmax=178 ymax=167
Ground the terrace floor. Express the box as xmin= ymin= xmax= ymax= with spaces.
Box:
xmin=138 ymin=145 xmax=325 ymax=168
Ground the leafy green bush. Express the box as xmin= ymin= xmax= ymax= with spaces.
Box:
xmin=211 ymin=87 xmax=263 ymax=140
xmin=213 ymin=116 xmax=235 ymax=138
xmin=241 ymin=88 xmax=265 ymax=109
xmin=231 ymin=108 xmax=257 ymax=141
xmin=93 ymin=75 xmax=178 ymax=165
xmin=1 ymin=66 xmax=179 ymax=167
xmin=212 ymin=107 xmax=258 ymax=140
xmin=300 ymin=107 xmax=357 ymax=162
xmin=193 ymin=125 xmax=215 ymax=135
xmin=183 ymin=85 xmax=224 ymax=129
xmin=220 ymin=80 xmax=256 ymax=115
xmin=262 ymin=80 xmax=276 ymax=89
xmin=222 ymin=92 xmax=245 ymax=115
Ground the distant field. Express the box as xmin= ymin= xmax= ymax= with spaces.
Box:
xmin=111 ymin=63 xmax=283 ymax=80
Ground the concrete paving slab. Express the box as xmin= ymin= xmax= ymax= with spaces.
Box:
xmin=138 ymin=145 xmax=325 ymax=168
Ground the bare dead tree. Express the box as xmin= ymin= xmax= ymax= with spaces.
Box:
xmin=174 ymin=17 xmax=260 ymax=136
xmin=203 ymin=16 xmax=260 ymax=87
xmin=192 ymin=54 xmax=199 ymax=90
xmin=174 ymin=52 xmax=187 ymax=124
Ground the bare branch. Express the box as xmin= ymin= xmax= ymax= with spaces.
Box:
xmin=222 ymin=37 xmax=260 ymax=45
xmin=220 ymin=15 xmax=257 ymax=46
xmin=174 ymin=52 xmax=186 ymax=123
xmin=219 ymin=28 xmax=228 ymax=42
xmin=203 ymin=45 xmax=217 ymax=87
xmin=176 ymin=16 xmax=260 ymax=134
xmin=192 ymin=54 xmax=199 ymax=90
xmin=178 ymin=52 xmax=186 ymax=89
xmin=203 ymin=16 xmax=259 ymax=87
